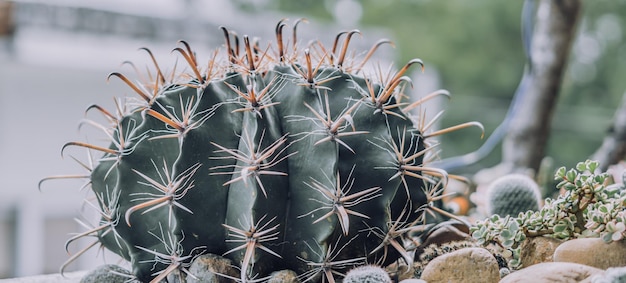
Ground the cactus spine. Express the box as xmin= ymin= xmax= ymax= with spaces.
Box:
xmin=52 ymin=20 xmax=483 ymax=283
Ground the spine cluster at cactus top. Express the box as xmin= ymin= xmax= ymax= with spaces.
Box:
xmin=50 ymin=20 xmax=483 ymax=283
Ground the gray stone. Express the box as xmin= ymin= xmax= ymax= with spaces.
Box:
xmin=500 ymin=262 xmax=603 ymax=283
xmin=187 ymin=254 xmax=238 ymax=283
xmin=166 ymin=268 xmax=186 ymax=283
xmin=553 ymin=238 xmax=626 ymax=269
xmin=420 ymin=247 xmax=500 ymax=283
xmin=80 ymin=265 xmax=138 ymax=283
xmin=343 ymin=265 xmax=391 ymax=283
xmin=268 ymin=270 xmax=300 ymax=283
xmin=386 ymin=262 xmax=414 ymax=281
xmin=414 ymin=221 xmax=471 ymax=257
xmin=520 ymin=236 xmax=563 ymax=267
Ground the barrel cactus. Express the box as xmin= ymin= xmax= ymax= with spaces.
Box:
xmin=49 ymin=20 xmax=483 ymax=283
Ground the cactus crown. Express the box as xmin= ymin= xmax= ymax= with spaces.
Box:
xmin=48 ymin=20 xmax=484 ymax=283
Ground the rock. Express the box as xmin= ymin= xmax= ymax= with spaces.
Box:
xmin=582 ymin=266 xmax=626 ymax=283
xmin=343 ymin=265 xmax=391 ymax=283
xmin=500 ymin=262 xmax=603 ymax=283
xmin=420 ymin=247 xmax=499 ymax=283
xmin=187 ymin=254 xmax=238 ymax=283
xmin=81 ymin=264 xmax=139 ymax=283
xmin=166 ymin=268 xmax=186 ymax=283
xmin=414 ymin=220 xmax=471 ymax=258
xmin=268 ymin=270 xmax=300 ymax=283
xmin=500 ymin=267 xmax=511 ymax=278
xmin=386 ymin=262 xmax=414 ymax=281
xmin=553 ymin=238 xmax=626 ymax=269
xmin=520 ymin=236 xmax=563 ymax=267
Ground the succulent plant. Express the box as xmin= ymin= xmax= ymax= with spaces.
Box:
xmin=471 ymin=160 xmax=626 ymax=269
xmin=486 ymin=173 xmax=542 ymax=217
xmin=45 ymin=20 xmax=484 ymax=283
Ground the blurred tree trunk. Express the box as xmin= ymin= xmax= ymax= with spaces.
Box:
xmin=0 ymin=1 xmax=15 ymax=36
xmin=501 ymin=0 xmax=581 ymax=174
xmin=591 ymin=92 xmax=626 ymax=172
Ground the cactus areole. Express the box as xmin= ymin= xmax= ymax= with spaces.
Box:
xmin=56 ymin=20 xmax=482 ymax=283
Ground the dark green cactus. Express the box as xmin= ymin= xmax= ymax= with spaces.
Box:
xmin=52 ymin=20 xmax=483 ymax=283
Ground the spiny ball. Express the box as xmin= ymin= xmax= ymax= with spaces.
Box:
xmin=487 ymin=174 xmax=542 ymax=217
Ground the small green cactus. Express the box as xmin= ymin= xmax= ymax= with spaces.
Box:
xmin=343 ymin=265 xmax=391 ymax=283
xmin=486 ymin=174 xmax=542 ymax=217
xmin=46 ymin=20 xmax=484 ymax=283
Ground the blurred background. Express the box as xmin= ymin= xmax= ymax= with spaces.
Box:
xmin=0 ymin=0 xmax=624 ymax=278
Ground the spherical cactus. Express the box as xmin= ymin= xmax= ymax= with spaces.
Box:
xmin=49 ymin=20 xmax=483 ymax=283
xmin=486 ymin=174 xmax=542 ymax=217
xmin=343 ymin=265 xmax=392 ymax=283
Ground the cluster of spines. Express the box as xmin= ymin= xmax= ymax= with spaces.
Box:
xmin=41 ymin=19 xmax=484 ymax=283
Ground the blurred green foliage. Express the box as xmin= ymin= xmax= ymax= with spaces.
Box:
xmin=239 ymin=0 xmax=626 ymax=173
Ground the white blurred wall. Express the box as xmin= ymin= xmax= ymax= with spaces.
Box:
xmin=0 ymin=0 xmax=264 ymax=277
xmin=0 ymin=0 xmax=395 ymax=278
